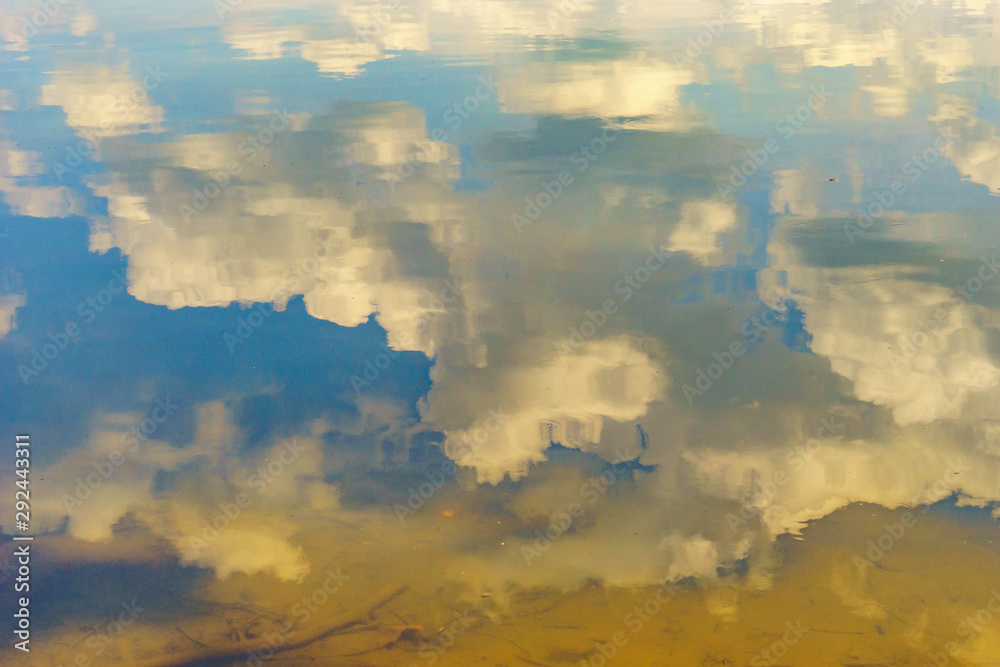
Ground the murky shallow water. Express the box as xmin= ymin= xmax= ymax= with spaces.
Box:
xmin=1 ymin=0 xmax=1000 ymax=665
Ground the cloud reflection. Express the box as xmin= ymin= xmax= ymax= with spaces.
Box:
xmin=4 ymin=5 xmax=1000 ymax=655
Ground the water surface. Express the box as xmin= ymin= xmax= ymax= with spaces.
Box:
xmin=2 ymin=0 xmax=1000 ymax=665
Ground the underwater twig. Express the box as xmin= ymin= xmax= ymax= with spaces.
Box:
xmin=134 ymin=585 xmax=409 ymax=667
xmin=175 ymin=625 xmax=209 ymax=648
xmin=474 ymin=628 xmax=539 ymax=664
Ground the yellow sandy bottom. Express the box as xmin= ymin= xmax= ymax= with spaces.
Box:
xmin=5 ymin=503 xmax=1000 ymax=666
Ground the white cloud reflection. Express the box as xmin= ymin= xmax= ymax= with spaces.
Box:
xmin=6 ymin=0 xmax=1000 ymax=610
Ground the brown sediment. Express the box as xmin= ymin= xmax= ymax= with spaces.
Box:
xmin=133 ymin=585 xmax=408 ymax=667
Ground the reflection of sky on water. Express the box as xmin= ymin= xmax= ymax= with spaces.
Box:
xmin=2 ymin=0 xmax=1000 ymax=663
